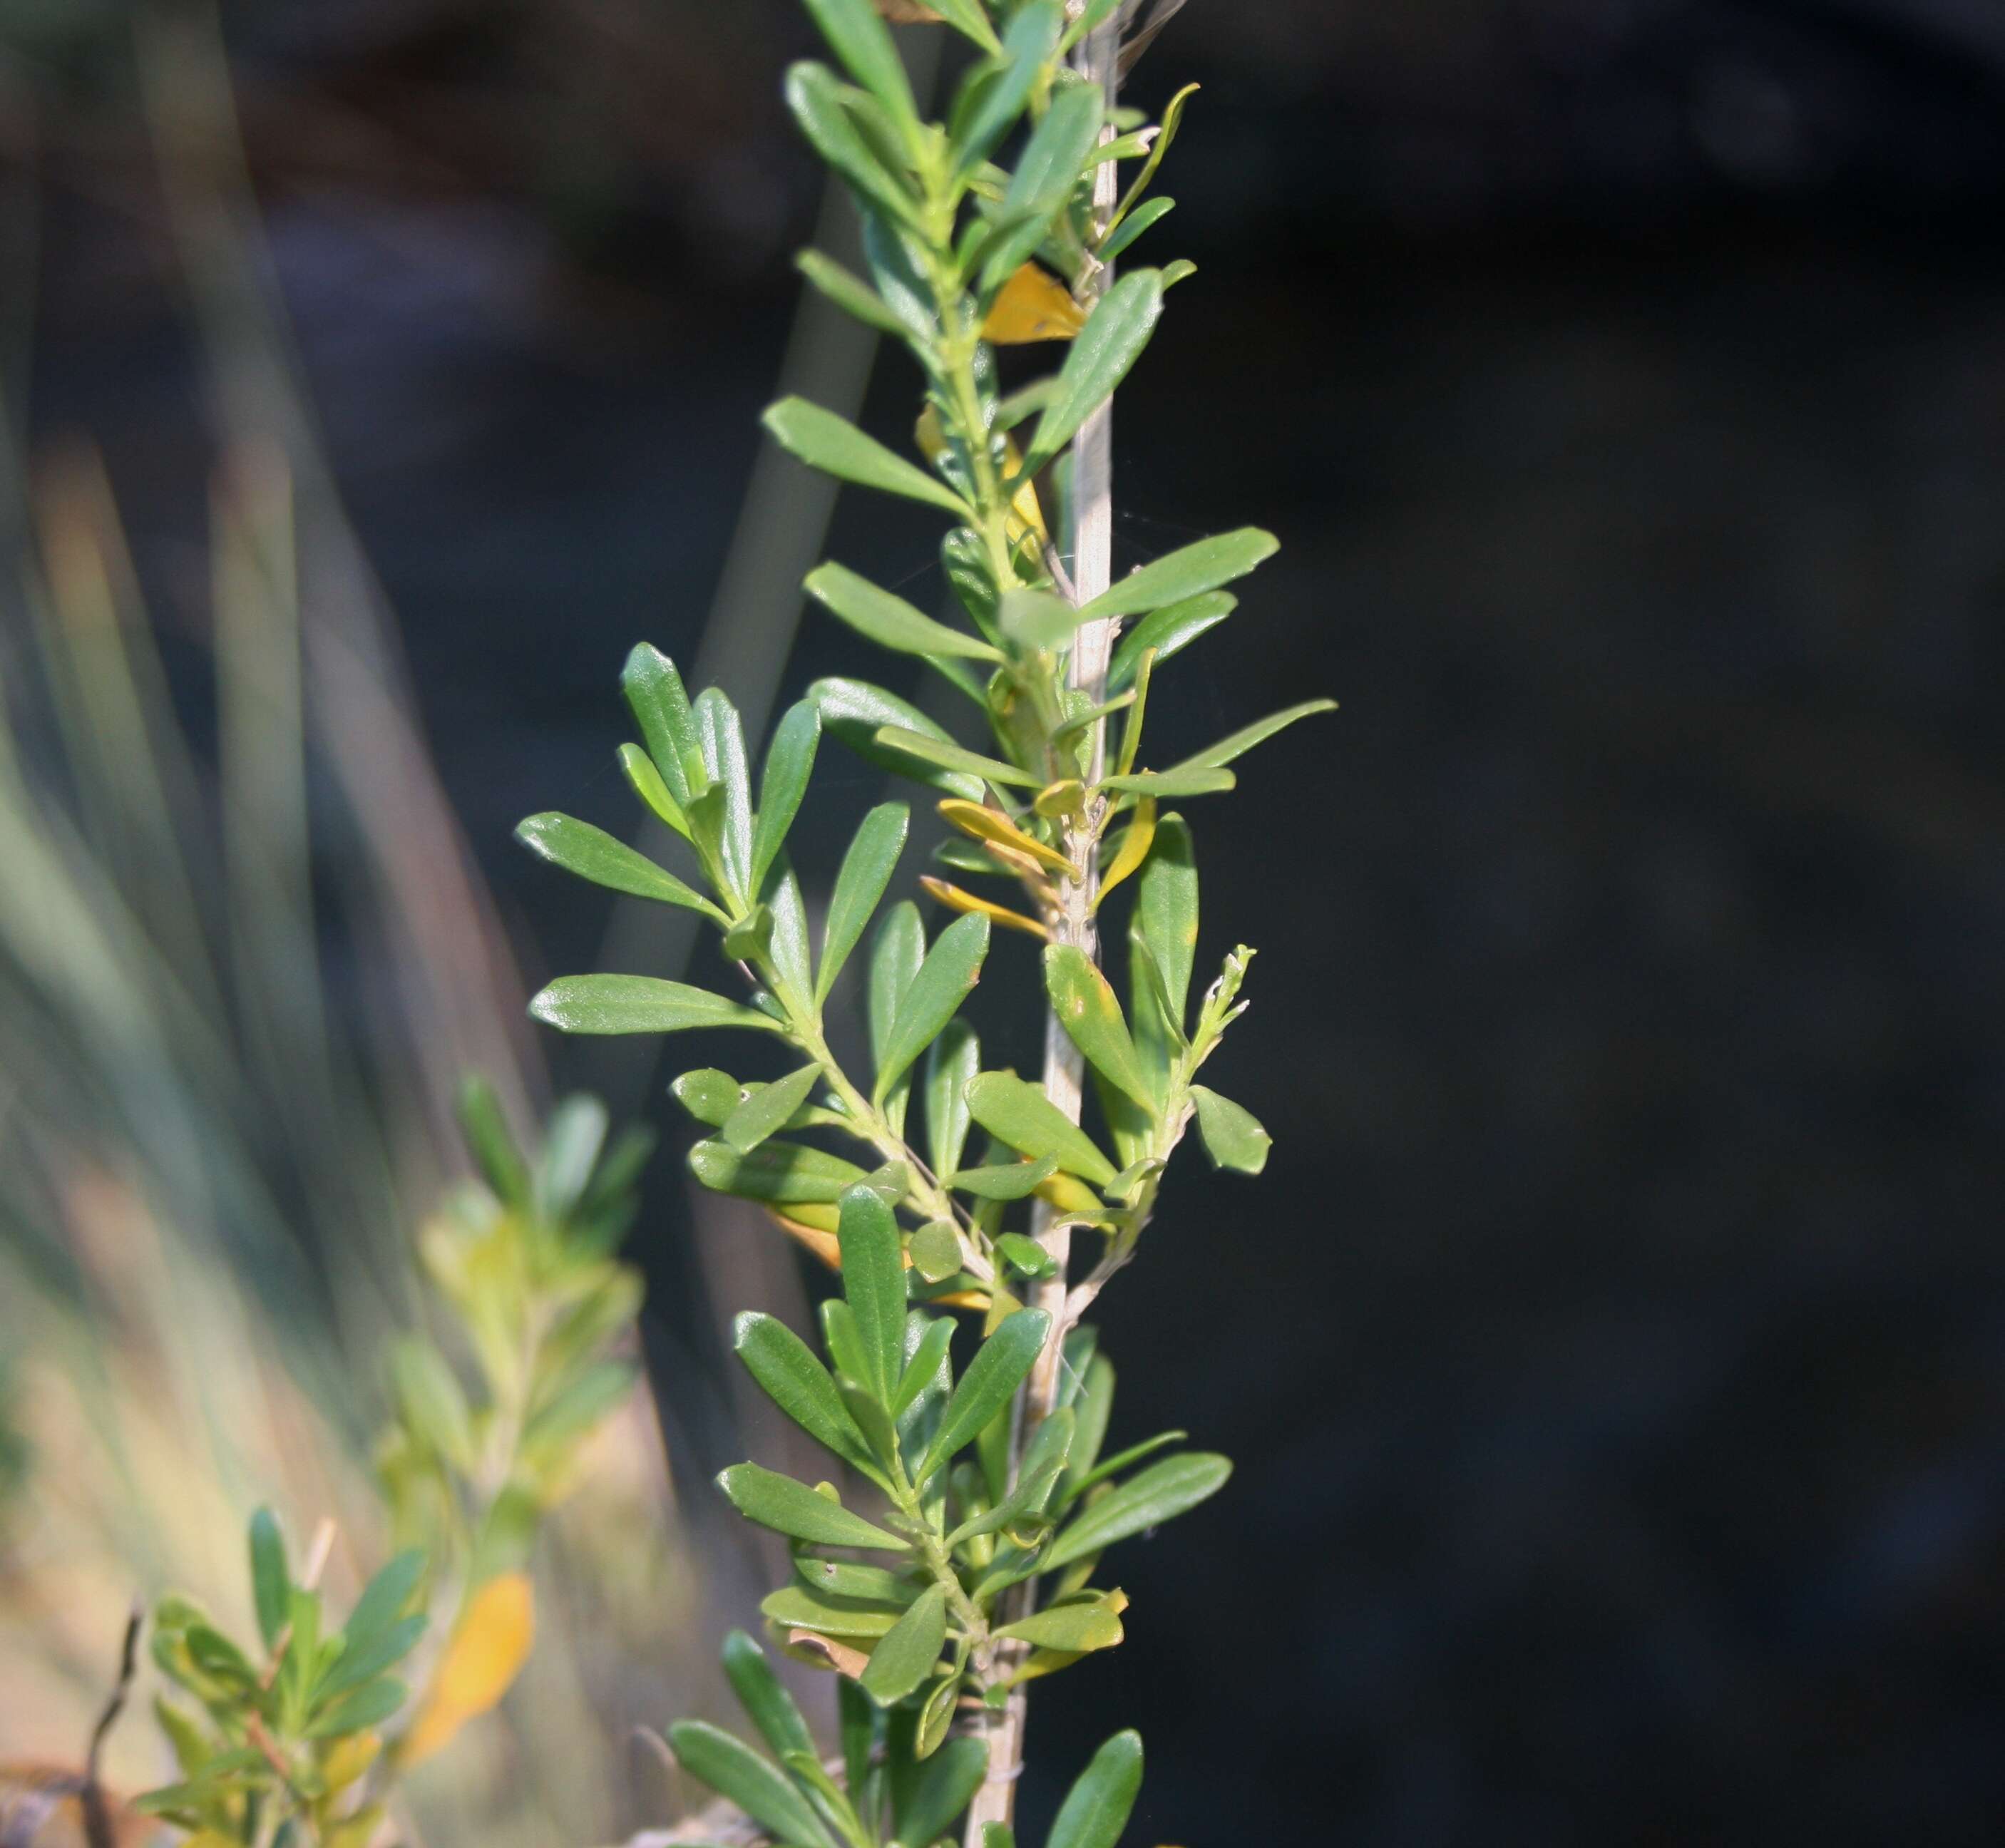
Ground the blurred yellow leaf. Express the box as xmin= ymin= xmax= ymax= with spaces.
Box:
xmin=402 ymin=1572 xmax=535 ymax=1765
xmin=319 ymin=1729 xmax=381 ymax=1795
xmin=983 ymin=264 xmax=1086 ymax=344
xmin=916 ymin=406 xmax=1048 ymax=547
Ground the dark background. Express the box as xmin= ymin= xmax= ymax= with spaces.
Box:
xmin=15 ymin=1 xmax=2005 ymax=1842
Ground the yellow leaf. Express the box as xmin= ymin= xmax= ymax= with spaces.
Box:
xmin=318 ymin=1729 xmax=381 ymax=1795
xmin=916 ymin=405 xmax=1048 ymax=548
xmin=771 ymin=1212 xmax=843 ymax=1270
xmin=401 ymin=1574 xmax=535 ymax=1765
xmin=983 ymin=264 xmax=1086 ymax=345
xmin=1092 ymin=798 xmax=1156 ymax=913
xmin=1034 ymin=779 xmax=1085 ymax=818
xmin=780 ymin=1628 xmax=871 ymax=1678
xmin=920 ymin=877 xmax=1051 ymax=940
xmin=938 ymin=799 xmax=1075 ymax=879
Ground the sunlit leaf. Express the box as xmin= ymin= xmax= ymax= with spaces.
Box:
xmin=1043 ymin=945 xmax=1155 ymax=1112
xmin=1044 ymin=1452 xmax=1231 ymax=1569
xmin=874 ymin=913 xmax=991 ymax=1104
xmin=717 ymin=1463 xmax=905 ymax=1549
xmin=810 ymin=677 xmax=985 ymax=800
xmin=1023 ymin=271 xmax=1164 ymax=476
xmin=1077 ymin=528 xmax=1277 ymax=623
xmin=983 ymin=262 xmax=1085 ymax=344
xmin=965 ymin=1071 xmax=1117 ymax=1186
xmin=529 ymin=975 xmax=780 ymax=1037
xmin=806 ymin=562 xmax=1002 ymax=662
xmin=1046 ymin=1730 xmax=1144 ymax=1848
xmin=1189 ymin=1084 xmax=1271 ymax=1175
xmin=859 ymin=1581 xmax=948 ymax=1705
xmin=516 ymin=813 xmax=721 ymax=917
xmin=765 ymin=396 xmax=968 ymax=514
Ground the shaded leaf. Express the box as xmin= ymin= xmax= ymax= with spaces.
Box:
xmin=753 ymin=702 xmax=821 ymax=895
xmin=690 ymin=1139 xmax=871 ymax=1206
xmin=722 ymin=1064 xmax=824 ymax=1154
xmin=874 ymin=914 xmax=991 ymax=1104
xmin=918 ymin=1308 xmax=1050 ymax=1484
xmin=1046 ymin=1730 xmax=1144 ymax=1848
xmin=859 ymin=1582 xmax=948 ymax=1705
xmin=734 ymin=1313 xmax=876 ymax=1474
xmin=819 ymin=801 xmax=911 ymax=1005
xmin=668 ymin=1720 xmax=838 ymax=1848
xmin=811 ymin=677 xmax=986 ymax=799
xmin=1045 ymin=1452 xmax=1231 ymax=1569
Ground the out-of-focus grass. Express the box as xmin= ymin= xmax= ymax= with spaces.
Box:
xmin=0 ymin=443 xmax=702 ymax=1846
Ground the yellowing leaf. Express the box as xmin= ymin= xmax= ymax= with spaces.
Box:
xmin=319 ymin=1729 xmax=381 ymax=1794
xmin=916 ymin=405 xmax=1048 ymax=547
xmin=1092 ymin=798 xmax=1157 ymax=913
xmin=983 ymin=264 xmax=1087 ymax=344
xmin=921 ymin=877 xmax=1051 ymax=940
xmin=938 ymin=798 xmax=1075 ymax=878
xmin=401 ymin=1573 xmax=535 ymax=1765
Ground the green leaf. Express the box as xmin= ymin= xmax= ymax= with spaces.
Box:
xmin=622 ymin=643 xmax=708 ymax=808
xmin=618 ymin=739 xmax=691 ymax=840
xmin=1023 ymin=271 xmax=1165 ymax=475
xmin=918 ymin=1308 xmax=1050 ymax=1484
xmin=951 ymin=1154 xmax=1057 ymax=1200
xmin=717 ymin=1464 xmax=905 ymax=1550
xmin=1097 ymin=766 xmax=1234 ymax=798
xmin=893 ymin=1735 xmax=989 ymax=1848
xmin=752 ymin=702 xmax=821 ymax=898
xmin=810 ymin=677 xmax=986 ymax=800
xmin=893 ymin=1315 xmax=956 ymax=1416
xmin=980 ymin=82 xmax=1103 ymax=296
xmin=838 ymin=1184 xmax=906 ymax=1405
xmin=671 ymin=1068 xmax=740 ymax=1126
xmin=456 ymin=1074 xmax=532 ymax=1208
xmin=993 ymin=1600 xmax=1122 ymax=1652
xmin=918 ymin=0 xmax=1000 ymax=51
xmin=1189 ymin=1084 xmax=1271 ymax=1175
xmin=762 ymin=1583 xmax=911 ymax=1639
xmin=998 ymin=587 xmax=1084 ymax=654
xmin=537 ymin=1092 xmax=608 ymax=1218
xmin=530 ymin=975 xmax=781 ymax=1037
xmin=1077 ymin=528 xmax=1278 ymax=623
xmin=318 ymin=1613 xmax=425 ymax=1703
xmin=925 ymin=1019 xmax=979 ymax=1181
xmin=722 ymin=1630 xmax=816 ymax=1765
xmin=983 ymin=1830 xmax=1019 ymax=1848
xmin=871 ymin=725 xmax=1039 ymax=790
xmin=305 ymin=1677 xmax=407 ymax=1739
xmin=516 ymin=813 xmax=720 ymax=916
xmin=996 ymin=1231 xmax=1058 ymax=1279
xmin=965 ymin=1071 xmax=1117 ymax=1187
xmin=953 ymin=1 xmax=1062 ymax=173
xmin=765 ymin=397 xmax=968 ymax=515
xmin=249 ymin=1508 xmax=288 ymax=1651
xmin=733 ymin=1313 xmax=876 ymax=1474
xmin=1047 ymin=1730 xmax=1144 ymax=1848
xmin=869 ymin=899 xmax=925 ymax=1116
xmin=806 ymin=563 xmax=1001 ymax=662
xmin=1137 ymin=813 xmax=1198 ymax=1022
xmin=668 ymin=1720 xmax=839 ymax=1848
xmin=1042 ymin=945 xmax=1155 ymax=1112
xmin=795 ymin=249 xmax=906 ymax=335
xmin=1098 ymin=194 xmax=1175 ymax=262
xmin=785 ymin=61 xmax=914 ymax=224
xmin=796 ymin=1559 xmax=918 ymax=1605
xmin=801 ymin=0 xmax=918 ymax=134
xmin=1045 ymin=1452 xmax=1231 ymax=1569
xmin=694 ymin=689 xmax=755 ymax=902
xmin=342 ymin=1549 xmax=424 ymax=1657
xmin=1106 ymin=591 xmax=1234 ymax=694
xmin=391 ymin=1338 xmax=473 ymax=1469
xmin=1168 ymin=697 xmax=1337 ymax=774
xmin=859 ymin=1581 xmax=948 ymax=1705
xmin=1062 ymin=1430 xmax=1188 ymax=1506
xmin=722 ymin=1064 xmax=824 ymax=1154
xmin=874 ymin=914 xmax=991 ymax=1105
xmin=690 ymin=1139 xmax=871 ymax=1206
xmin=819 ymin=802 xmax=911 ymax=1005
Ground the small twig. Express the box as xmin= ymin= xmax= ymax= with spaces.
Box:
xmin=1040 ymin=539 xmax=1079 ymax=605
xmin=80 ymin=1606 xmax=141 ymax=1848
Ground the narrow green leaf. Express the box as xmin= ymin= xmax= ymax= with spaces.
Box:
xmin=965 ymin=1071 xmax=1117 ymax=1187
xmin=618 ymin=739 xmax=691 ymax=840
xmin=993 ymin=1601 xmax=1122 ymax=1652
xmin=806 ymin=563 xmax=1002 ymax=663
xmin=980 ymin=82 xmax=1103 ymax=296
xmin=319 ymin=1613 xmax=425 ymax=1703
xmin=766 ymin=863 xmax=816 ymax=1013
xmin=785 ymin=62 xmax=914 ymax=223
xmin=717 ymin=1464 xmax=905 ymax=1550
xmin=694 ymin=689 xmax=755 ymax=903
xmin=765 ymin=397 xmax=968 ymax=515
xmin=1062 ymin=1430 xmax=1187 ymax=1506
xmin=722 ymin=1065 xmax=824 ymax=1154
xmin=733 ymin=1313 xmax=876 ymax=1474
xmin=1137 ymin=814 xmax=1198 ymax=1022
xmin=1042 ymin=945 xmax=1155 ymax=1112
xmin=1077 ymin=528 xmax=1278 ymax=623
xmin=342 ymin=1549 xmax=424 ymax=1656
xmin=801 ymin=0 xmax=918 ymax=133
xmin=248 ymin=1509 xmax=287 ymax=1651
xmin=668 ymin=1720 xmax=839 ymax=1848
xmin=456 ymin=1074 xmax=532 ymax=1208
xmin=953 ymin=1 xmax=1062 ymax=172
xmin=874 ymin=914 xmax=991 ymax=1105
xmin=305 ymin=1677 xmax=407 ymax=1739
xmin=951 ymin=1154 xmax=1057 ymax=1200
xmin=762 ymin=1583 xmax=909 ymax=1641
xmin=819 ymin=802 xmax=910 ymax=1005
xmin=516 ymin=813 xmax=720 ymax=916
xmin=918 ymin=0 xmax=1000 ymax=51
xmin=918 ymin=1308 xmax=1050 ymax=1484
xmin=1046 ymin=1730 xmax=1144 ymax=1848
xmin=871 ymin=725 xmax=1039 ymax=791
xmin=869 ymin=899 xmax=925 ymax=1104
xmin=690 ymin=1139 xmax=870 ymax=1206
xmin=1106 ymin=591 xmax=1234 ymax=694
xmin=1045 ymin=1452 xmax=1232 ymax=1569
xmin=998 ymin=587 xmax=1084 ymax=653
xmin=622 ymin=643 xmax=708 ymax=810
xmin=893 ymin=1735 xmax=989 ymax=1848
xmin=1024 ymin=271 xmax=1165 ymax=475
xmin=1097 ymin=766 xmax=1234 ymax=798
xmin=752 ymin=702 xmax=821 ymax=897
xmin=810 ymin=677 xmax=985 ymax=800
xmin=983 ymin=1829 xmax=1019 ymax=1848
xmin=860 ymin=1581 xmax=948 ymax=1706
xmin=893 ymin=1315 xmax=955 ymax=1417
xmin=1189 ymin=1084 xmax=1271 ymax=1175
xmin=795 ymin=249 xmax=906 ymax=335
xmin=530 ymin=975 xmax=781 ymax=1037
xmin=1169 ymin=697 xmax=1337 ymax=774
xmin=1099 ymin=194 xmax=1175 ymax=262
xmin=925 ymin=1019 xmax=979 ymax=1181
xmin=722 ymin=1630 xmax=816 ymax=1765
xmin=838 ymin=1184 xmax=906 ymax=1405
